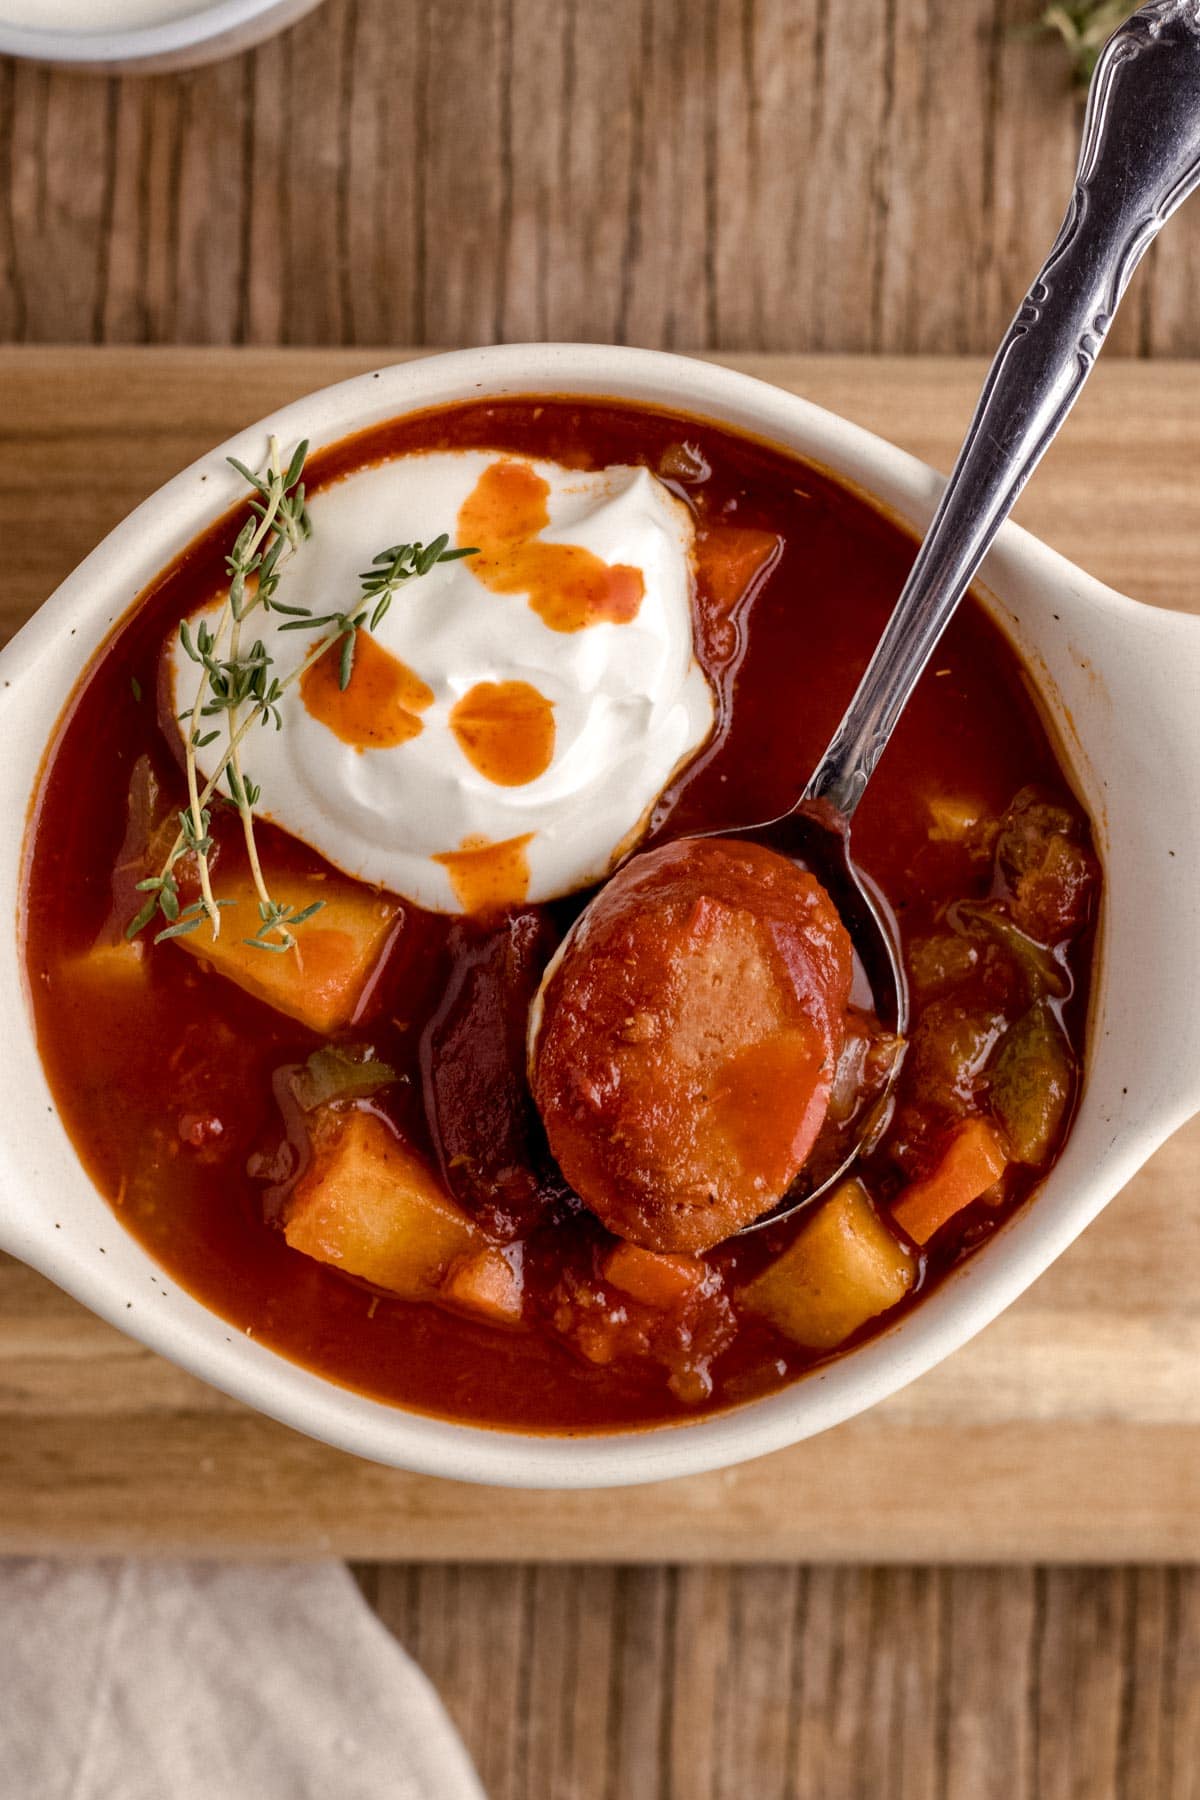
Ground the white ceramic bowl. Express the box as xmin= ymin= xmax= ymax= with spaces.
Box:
xmin=3 ymin=344 xmax=1199 ymax=1488
xmin=0 ymin=0 xmax=323 ymax=73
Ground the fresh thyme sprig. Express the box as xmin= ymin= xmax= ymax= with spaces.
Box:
xmin=276 ymin=533 xmax=476 ymax=689
xmin=221 ymin=439 xmax=311 ymax=934
xmin=1026 ymin=3 xmax=1128 ymax=88
xmin=129 ymin=436 xmax=313 ymax=950
xmin=127 ymin=440 xmax=475 ymax=956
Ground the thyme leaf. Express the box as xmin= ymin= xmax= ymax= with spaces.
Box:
xmin=1025 ymin=2 xmax=1128 ymax=88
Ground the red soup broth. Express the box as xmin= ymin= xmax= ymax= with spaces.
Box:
xmin=21 ymin=398 xmax=1098 ymax=1431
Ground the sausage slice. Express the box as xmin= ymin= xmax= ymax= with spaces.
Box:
xmin=531 ymin=837 xmax=853 ymax=1252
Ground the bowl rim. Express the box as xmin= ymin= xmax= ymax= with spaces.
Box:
xmin=2 ymin=340 xmax=1197 ymax=1488
xmin=0 ymin=0 xmax=312 ymax=63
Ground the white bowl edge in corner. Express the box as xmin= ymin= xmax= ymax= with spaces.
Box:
xmin=0 ymin=0 xmax=324 ymax=73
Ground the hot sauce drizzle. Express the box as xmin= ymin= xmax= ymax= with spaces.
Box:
xmin=458 ymin=459 xmax=644 ymax=632
xmin=300 ymin=630 xmax=434 ymax=750
xmin=450 ymin=680 xmax=556 ymax=787
xmin=434 ymin=832 xmax=535 ymax=913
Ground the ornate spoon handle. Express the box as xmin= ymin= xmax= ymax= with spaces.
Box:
xmin=806 ymin=0 xmax=1200 ymax=817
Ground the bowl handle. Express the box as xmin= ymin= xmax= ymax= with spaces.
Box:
xmin=1080 ymin=594 xmax=1200 ymax=1138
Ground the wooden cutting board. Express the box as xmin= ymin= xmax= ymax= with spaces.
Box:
xmin=2 ymin=347 xmax=1198 ymax=1562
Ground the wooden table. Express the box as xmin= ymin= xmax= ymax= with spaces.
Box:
xmin=3 ymin=0 xmax=1200 ymax=361
xmin=3 ymin=6 xmax=1200 ymax=1794
xmin=3 ymin=346 xmax=1200 ymax=1798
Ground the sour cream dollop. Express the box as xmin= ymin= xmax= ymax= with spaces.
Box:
xmin=170 ymin=451 xmax=715 ymax=913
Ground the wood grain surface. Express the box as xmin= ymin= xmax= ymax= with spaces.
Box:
xmin=4 ymin=5 xmax=1200 ymax=1779
xmin=3 ymin=0 xmax=1200 ymax=360
xmin=1 ymin=347 xmax=1198 ymax=1567
xmin=354 ymin=1564 xmax=1200 ymax=1800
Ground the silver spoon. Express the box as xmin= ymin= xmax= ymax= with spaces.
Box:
xmin=700 ymin=1 xmax=1200 ymax=1228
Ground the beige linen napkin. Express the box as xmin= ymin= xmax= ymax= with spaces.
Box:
xmin=0 ymin=1559 xmax=486 ymax=1800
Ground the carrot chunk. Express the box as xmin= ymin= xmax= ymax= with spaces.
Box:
xmin=442 ymin=1247 xmax=526 ymax=1326
xmin=603 ymin=1242 xmax=706 ymax=1308
xmin=690 ymin=526 xmax=782 ymax=666
xmin=891 ymin=1117 xmax=1009 ymax=1245
xmin=694 ymin=525 xmax=781 ymax=612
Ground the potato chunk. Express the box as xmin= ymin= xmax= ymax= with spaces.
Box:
xmin=284 ymin=1109 xmax=480 ymax=1297
xmin=740 ymin=1178 xmax=915 ymax=1351
xmin=69 ymin=938 xmax=151 ymax=992
xmin=927 ymin=795 xmax=984 ymax=843
xmin=180 ymin=865 xmax=399 ymax=1033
